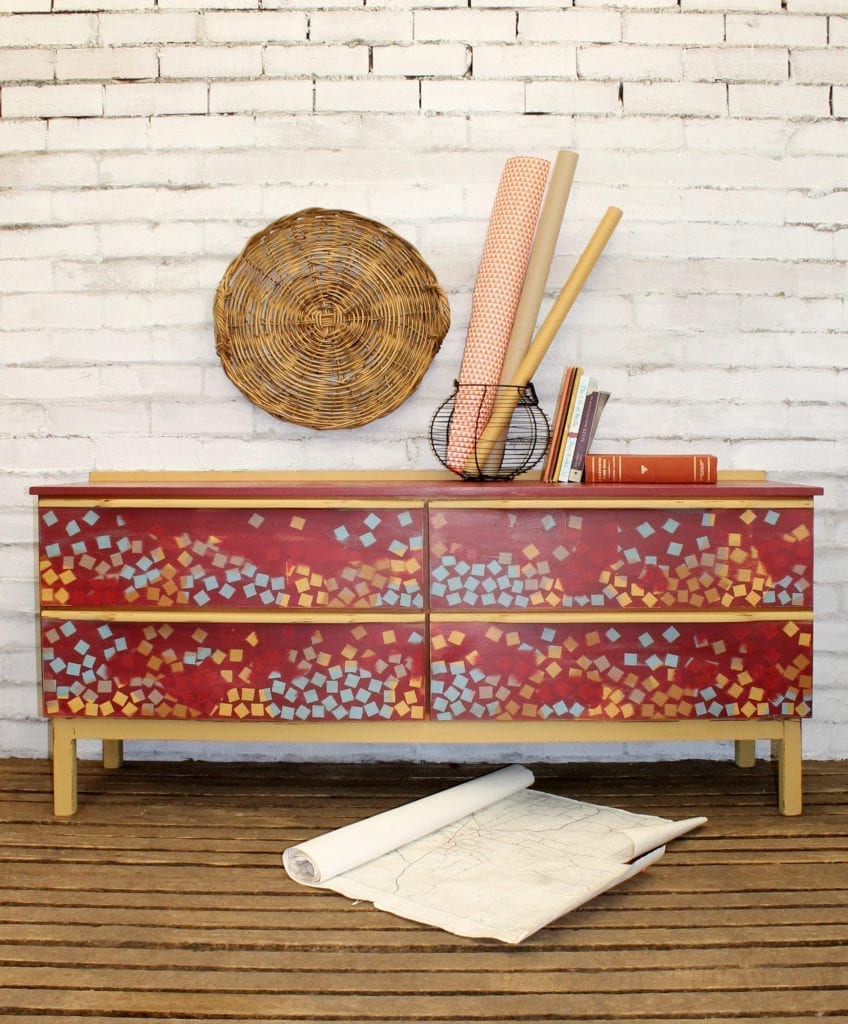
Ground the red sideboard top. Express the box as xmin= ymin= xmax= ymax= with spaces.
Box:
xmin=30 ymin=474 xmax=824 ymax=502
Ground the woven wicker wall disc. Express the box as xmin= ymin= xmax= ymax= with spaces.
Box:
xmin=214 ymin=208 xmax=451 ymax=431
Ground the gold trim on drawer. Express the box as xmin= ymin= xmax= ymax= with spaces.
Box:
xmin=430 ymin=609 xmax=813 ymax=624
xmin=42 ymin=609 xmax=426 ymax=625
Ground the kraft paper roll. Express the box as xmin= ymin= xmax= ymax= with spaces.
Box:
xmin=481 ymin=150 xmax=579 ymax=475
xmin=471 ymin=205 xmax=623 ymax=472
xmin=446 ymin=156 xmax=550 ymax=473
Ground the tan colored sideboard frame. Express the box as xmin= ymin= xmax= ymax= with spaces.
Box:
xmin=49 ymin=717 xmax=802 ymax=817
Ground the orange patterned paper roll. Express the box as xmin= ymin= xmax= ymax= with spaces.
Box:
xmin=447 ymin=155 xmax=550 ymax=473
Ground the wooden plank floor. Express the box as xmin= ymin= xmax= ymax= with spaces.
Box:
xmin=0 ymin=755 xmax=846 ymax=1023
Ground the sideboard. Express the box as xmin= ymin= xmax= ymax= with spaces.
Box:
xmin=30 ymin=471 xmax=822 ymax=816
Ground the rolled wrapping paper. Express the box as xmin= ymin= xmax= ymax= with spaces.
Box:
xmin=481 ymin=151 xmax=579 ymax=476
xmin=446 ymin=156 xmax=550 ymax=473
xmin=471 ymin=205 xmax=623 ymax=473
xmin=283 ymin=764 xmax=534 ymax=886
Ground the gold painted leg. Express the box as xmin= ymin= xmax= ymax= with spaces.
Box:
xmin=52 ymin=719 xmax=78 ymax=817
xmin=774 ymin=720 xmax=803 ymax=816
xmin=103 ymin=739 xmax=124 ymax=770
xmin=734 ymin=739 xmax=756 ymax=768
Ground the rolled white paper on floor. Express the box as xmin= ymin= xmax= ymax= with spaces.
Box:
xmin=283 ymin=764 xmax=534 ymax=886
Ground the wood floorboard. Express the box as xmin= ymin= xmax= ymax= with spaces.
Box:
xmin=0 ymin=756 xmax=846 ymax=1022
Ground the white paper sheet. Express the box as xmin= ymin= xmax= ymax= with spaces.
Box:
xmin=282 ymin=765 xmax=706 ymax=944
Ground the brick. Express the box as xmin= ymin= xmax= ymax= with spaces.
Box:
xmin=159 ymin=46 xmax=262 ymax=79
xmin=519 ymin=9 xmax=621 ymax=43
xmin=310 ymin=10 xmax=413 ymax=45
xmin=792 ymin=48 xmax=848 ymax=84
xmin=97 ymin=220 xmax=206 ymax=258
xmin=729 ymin=83 xmax=831 ymax=118
xmin=52 ymin=0 xmax=155 ymax=8
xmin=577 ymin=43 xmax=683 ymax=81
xmin=526 ymin=80 xmax=620 ymax=114
xmin=2 ymin=83 xmax=102 ymax=118
xmin=0 ymin=47 xmax=55 ymax=81
xmin=103 ymin=82 xmax=207 ymax=117
xmin=99 ymin=12 xmax=199 ymax=46
xmin=785 ymin=189 xmax=848 ymax=228
xmin=572 ymin=115 xmax=685 ymax=150
xmin=834 ymin=85 xmax=848 ymax=116
xmin=787 ymin=0 xmax=848 ymax=10
xmin=317 ymin=78 xmax=420 ymax=113
xmin=148 ymin=114 xmax=256 ymax=150
xmin=151 ymin=400 xmax=255 ymax=435
xmin=785 ymin=121 xmax=848 ymax=153
xmin=472 ymin=43 xmax=577 ymax=79
xmin=683 ymin=46 xmax=789 ymax=82
xmin=422 ymin=78 xmax=525 ymax=112
xmin=622 ymin=12 xmax=725 ymax=44
xmin=0 ymin=0 xmax=50 ymax=10
xmin=725 ymin=13 xmax=828 ymax=45
xmin=414 ymin=9 xmax=516 ymax=43
xmin=47 ymin=116 xmax=147 ymax=151
xmin=158 ymin=0 xmax=253 ymax=8
xmin=0 ymin=13 xmax=97 ymax=47
xmin=202 ymin=10 xmax=306 ymax=43
xmin=264 ymin=44 xmax=369 ymax=78
xmin=579 ymin=0 xmax=677 ymax=8
xmin=209 ymin=80 xmax=313 ymax=114
xmin=684 ymin=117 xmax=794 ymax=153
xmin=831 ymin=17 xmax=848 ymax=44
xmin=682 ymin=0 xmax=781 ymax=9
xmin=47 ymin=399 xmax=151 ymax=436
xmin=56 ymin=47 xmax=158 ymax=81
xmin=0 ymin=119 xmax=47 ymax=152
xmin=624 ymin=81 xmax=726 ymax=116
xmin=2 ymin=152 xmax=97 ymax=188
xmin=372 ymin=43 xmax=469 ymax=78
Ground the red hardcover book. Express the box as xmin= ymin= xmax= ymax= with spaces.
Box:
xmin=584 ymin=453 xmax=718 ymax=484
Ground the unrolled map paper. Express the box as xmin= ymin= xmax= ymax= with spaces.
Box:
xmin=282 ymin=764 xmax=706 ymax=944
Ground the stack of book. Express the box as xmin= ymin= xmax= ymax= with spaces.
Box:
xmin=541 ymin=367 xmax=610 ymax=483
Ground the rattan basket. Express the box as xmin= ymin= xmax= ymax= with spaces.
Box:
xmin=214 ymin=208 xmax=451 ymax=431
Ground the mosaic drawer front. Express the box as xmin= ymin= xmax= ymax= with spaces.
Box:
xmin=41 ymin=618 xmax=426 ymax=722
xmin=38 ymin=505 xmax=424 ymax=611
xmin=429 ymin=505 xmax=813 ymax=612
xmin=429 ymin=619 xmax=812 ymax=722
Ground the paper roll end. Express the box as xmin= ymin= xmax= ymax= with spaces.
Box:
xmin=283 ymin=847 xmax=320 ymax=884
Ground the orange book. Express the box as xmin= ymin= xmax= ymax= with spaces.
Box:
xmin=584 ymin=453 xmax=717 ymax=484
xmin=541 ymin=367 xmax=578 ymax=482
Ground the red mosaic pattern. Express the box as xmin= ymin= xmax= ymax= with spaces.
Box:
xmin=430 ymin=619 xmax=812 ymax=721
xmin=41 ymin=618 xmax=426 ymax=721
xmin=39 ymin=505 xmax=424 ymax=611
xmin=430 ymin=506 xmax=814 ymax=612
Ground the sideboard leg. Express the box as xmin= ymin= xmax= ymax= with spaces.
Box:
xmin=734 ymin=739 xmax=756 ymax=768
xmin=775 ymin=720 xmax=803 ymax=816
xmin=103 ymin=739 xmax=124 ymax=770
xmin=52 ymin=720 xmax=78 ymax=817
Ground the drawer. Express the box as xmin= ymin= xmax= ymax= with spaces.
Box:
xmin=38 ymin=504 xmax=425 ymax=611
xmin=41 ymin=617 xmax=426 ymax=722
xmin=429 ymin=505 xmax=813 ymax=612
xmin=429 ymin=618 xmax=812 ymax=721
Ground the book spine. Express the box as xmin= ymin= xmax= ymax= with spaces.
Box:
xmin=566 ymin=389 xmax=602 ymax=483
xmin=541 ymin=367 xmax=577 ymax=483
xmin=584 ymin=454 xmax=718 ymax=484
xmin=552 ymin=368 xmax=584 ymax=481
xmin=556 ymin=375 xmax=594 ymax=482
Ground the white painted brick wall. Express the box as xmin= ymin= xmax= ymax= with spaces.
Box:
xmin=1 ymin=1 xmax=846 ymax=767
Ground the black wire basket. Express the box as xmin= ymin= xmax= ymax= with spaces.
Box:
xmin=429 ymin=382 xmax=550 ymax=481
